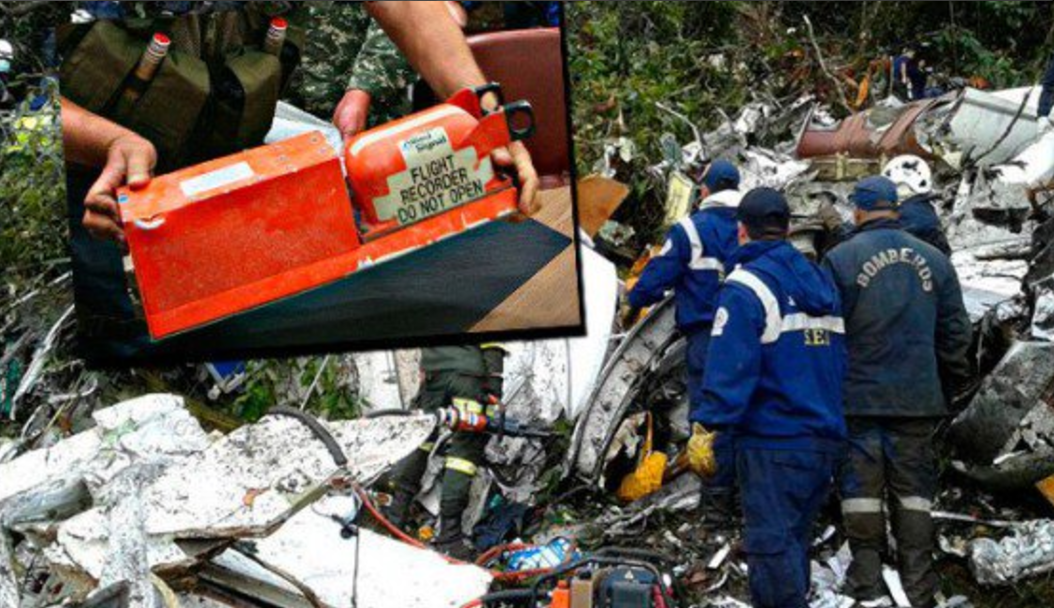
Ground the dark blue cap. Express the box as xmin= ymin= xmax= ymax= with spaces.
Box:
xmin=851 ymin=176 xmax=899 ymax=211
xmin=702 ymin=159 xmax=740 ymax=193
xmin=737 ymin=187 xmax=789 ymax=236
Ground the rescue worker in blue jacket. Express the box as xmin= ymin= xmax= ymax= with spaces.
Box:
xmin=823 ymin=176 xmax=972 ymax=608
xmin=626 ymin=159 xmax=742 ymax=522
xmin=688 ymin=187 xmax=848 ymax=608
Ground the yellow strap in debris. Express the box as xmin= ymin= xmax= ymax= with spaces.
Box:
xmin=418 ymin=441 xmax=435 ymax=453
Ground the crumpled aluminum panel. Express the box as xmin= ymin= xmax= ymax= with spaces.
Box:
xmin=970 ymin=520 xmax=1054 ymax=585
xmin=566 ymin=297 xmax=680 ymax=483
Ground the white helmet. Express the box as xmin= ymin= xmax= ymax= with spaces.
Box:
xmin=882 ymin=155 xmax=933 ymax=199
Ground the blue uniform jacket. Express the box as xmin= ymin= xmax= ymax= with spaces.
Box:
xmin=693 ymin=240 xmax=848 ymax=451
xmin=899 ymin=194 xmax=951 ymax=256
xmin=628 ymin=190 xmax=742 ymax=334
xmin=822 ymin=219 xmax=972 ymax=418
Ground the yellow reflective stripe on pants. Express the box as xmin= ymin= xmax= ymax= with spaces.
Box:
xmin=418 ymin=441 xmax=435 ymax=453
xmin=444 ymin=456 xmax=478 ymax=477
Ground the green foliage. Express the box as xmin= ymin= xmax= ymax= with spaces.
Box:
xmin=0 ymin=81 xmax=67 ymax=280
xmin=568 ymin=1 xmax=744 ymax=243
xmin=232 ymin=356 xmax=365 ymax=423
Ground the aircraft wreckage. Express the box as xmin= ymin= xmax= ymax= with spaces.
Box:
xmin=4 ymin=86 xmax=1054 ymax=607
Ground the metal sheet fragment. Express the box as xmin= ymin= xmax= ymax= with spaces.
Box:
xmin=204 ymin=496 xmax=492 ymax=608
xmin=969 ymin=520 xmax=1054 ymax=585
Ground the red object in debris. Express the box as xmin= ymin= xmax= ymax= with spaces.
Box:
xmin=795 ymin=98 xmax=944 ymax=160
xmin=345 ymin=85 xmax=532 ymax=239
xmin=118 ymin=86 xmax=531 ymax=340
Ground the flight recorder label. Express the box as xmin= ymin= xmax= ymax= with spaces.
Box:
xmin=374 ymin=128 xmax=493 ymax=226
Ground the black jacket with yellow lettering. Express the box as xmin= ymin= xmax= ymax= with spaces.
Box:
xmin=822 ymin=219 xmax=972 ymax=417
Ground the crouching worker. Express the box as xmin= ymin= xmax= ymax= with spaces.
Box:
xmin=687 ymin=188 xmax=848 ymax=608
xmin=384 ymin=343 xmax=506 ymax=559
xmin=626 ymin=159 xmax=743 ymax=523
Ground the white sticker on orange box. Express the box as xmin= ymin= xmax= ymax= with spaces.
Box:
xmin=373 ymin=127 xmax=493 ymax=227
xmin=180 ymin=161 xmax=255 ymax=198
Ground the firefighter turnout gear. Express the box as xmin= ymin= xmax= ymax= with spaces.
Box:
xmin=823 ymin=219 xmax=972 ymax=418
xmin=386 ymin=344 xmax=506 ymax=556
xmin=839 ymin=418 xmax=939 ymax=607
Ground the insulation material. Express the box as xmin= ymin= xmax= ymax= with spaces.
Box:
xmin=205 ymin=496 xmax=492 ymax=608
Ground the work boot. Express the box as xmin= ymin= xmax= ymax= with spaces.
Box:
xmin=383 ymin=448 xmax=431 ymax=530
xmin=434 ymin=517 xmax=476 ymax=561
xmin=892 ymin=508 xmax=938 ymax=608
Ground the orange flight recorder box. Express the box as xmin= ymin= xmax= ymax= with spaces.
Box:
xmin=118 ymin=85 xmax=533 ymax=340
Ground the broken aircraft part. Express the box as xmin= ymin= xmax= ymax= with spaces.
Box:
xmin=969 ymin=519 xmax=1054 ymax=586
xmin=202 ymin=495 xmax=492 ymax=608
xmin=948 ymin=342 xmax=1054 ymax=466
xmin=0 ymin=395 xmax=437 ymax=604
xmin=567 ymin=297 xmax=680 ymax=484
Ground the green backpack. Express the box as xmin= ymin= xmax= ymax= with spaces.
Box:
xmin=59 ymin=9 xmax=304 ymax=170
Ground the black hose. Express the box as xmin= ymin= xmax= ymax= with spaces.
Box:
xmin=267 ymin=406 xmax=347 ymax=467
xmin=363 ymin=408 xmax=417 ymax=418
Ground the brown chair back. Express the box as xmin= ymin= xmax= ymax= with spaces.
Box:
xmin=467 ymin=28 xmax=571 ymax=189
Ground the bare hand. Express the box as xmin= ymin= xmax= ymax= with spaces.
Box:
xmin=83 ymin=133 xmax=156 ymax=245
xmin=333 ymin=89 xmax=372 ymax=144
xmin=492 ymin=141 xmax=540 ymax=215
xmin=444 ymin=0 xmax=468 ymax=27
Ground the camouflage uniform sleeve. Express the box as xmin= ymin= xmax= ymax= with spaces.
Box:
xmin=345 ymin=20 xmax=415 ymax=99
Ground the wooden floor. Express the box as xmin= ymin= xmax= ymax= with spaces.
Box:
xmin=471 ymin=186 xmax=581 ymax=332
